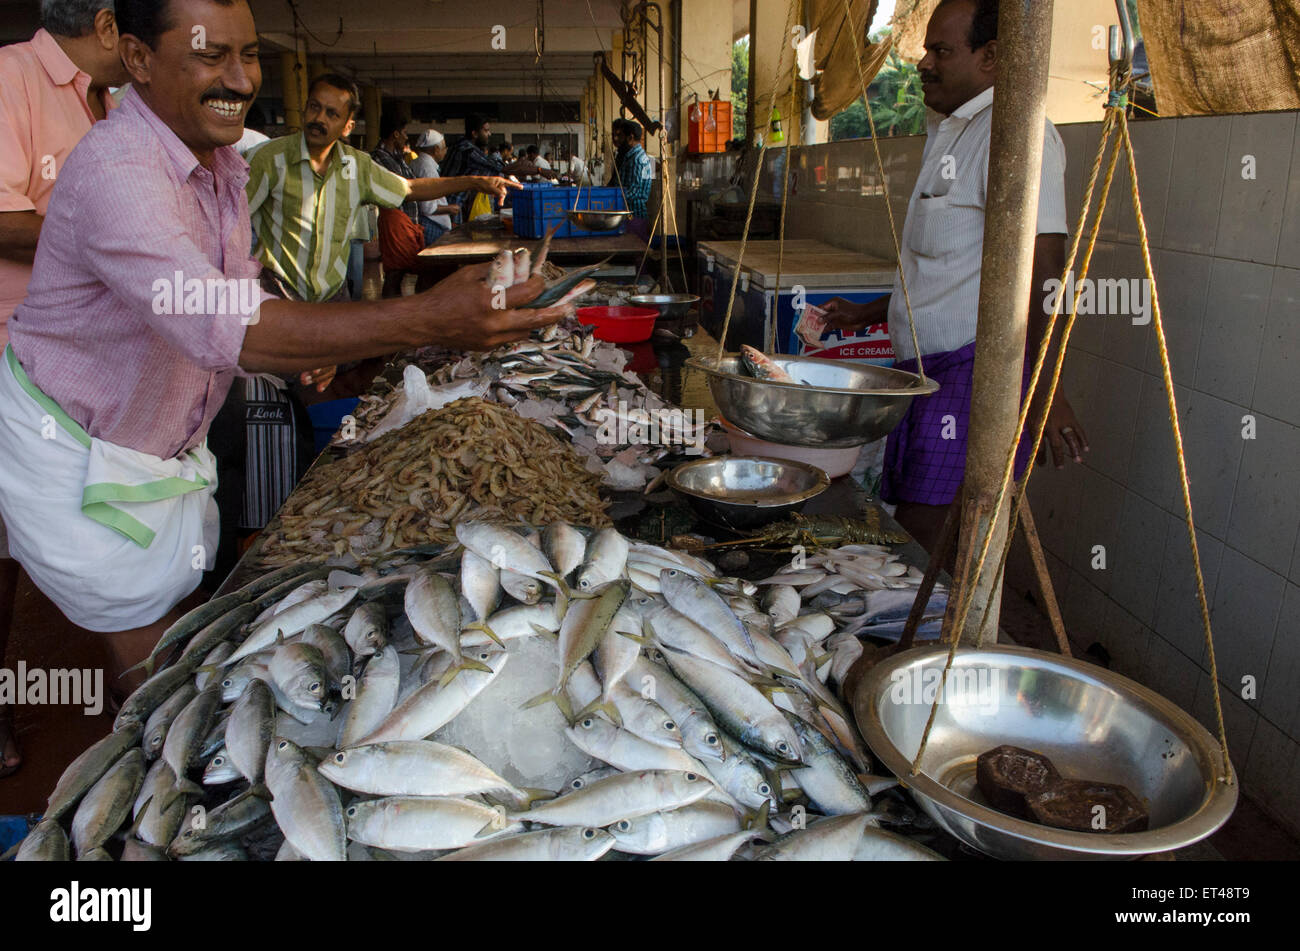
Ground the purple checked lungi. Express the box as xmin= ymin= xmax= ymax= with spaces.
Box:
xmin=881 ymin=341 xmax=1035 ymax=506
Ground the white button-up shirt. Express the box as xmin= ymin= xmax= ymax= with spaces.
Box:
xmin=888 ymin=86 xmax=1067 ymax=363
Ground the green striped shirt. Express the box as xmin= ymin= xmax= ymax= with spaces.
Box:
xmin=246 ymin=133 xmax=409 ymax=302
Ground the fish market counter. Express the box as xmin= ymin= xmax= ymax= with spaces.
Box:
xmin=20 ymin=322 xmax=970 ymax=863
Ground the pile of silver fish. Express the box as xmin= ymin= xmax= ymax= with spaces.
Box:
xmin=340 ymin=324 xmax=710 ymax=492
xmin=16 ymin=524 xmax=944 ymax=862
xmin=761 ymin=544 xmax=949 ymax=644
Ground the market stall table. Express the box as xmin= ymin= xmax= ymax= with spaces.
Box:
xmin=411 ymin=223 xmax=649 ymax=289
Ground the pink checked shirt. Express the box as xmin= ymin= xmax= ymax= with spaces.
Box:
xmin=9 ymin=86 xmax=263 ymax=460
xmin=0 ymin=29 xmax=118 ymax=346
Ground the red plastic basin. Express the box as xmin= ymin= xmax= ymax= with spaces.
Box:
xmin=576 ymin=305 xmax=658 ymax=343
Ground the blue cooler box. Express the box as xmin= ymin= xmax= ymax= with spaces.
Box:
xmin=512 ymin=184 xmax=627 ymax=239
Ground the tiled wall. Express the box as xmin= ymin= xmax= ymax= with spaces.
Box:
xmin=772 ymin=112 xmax=1300 ymax=838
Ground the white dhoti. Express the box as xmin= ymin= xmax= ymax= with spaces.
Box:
xmin=0 ymin=346 xmax=219 ymax=632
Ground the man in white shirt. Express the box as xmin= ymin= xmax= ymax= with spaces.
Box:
xmin=410 ymin=130 xmax=458 ymax=244
xmin=535 ymin=147 xmax=552 ymax=171
xmin=825 ymin=0 xmax=1088 ymax=553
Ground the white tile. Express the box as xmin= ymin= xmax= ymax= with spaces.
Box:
xmin=1192 ymin=669 xmax=1259 ymax=777
xmin=1127 ymin=374 xmax=1184 ymax=513
xmin=1226 ymin=414 xmax=1300 ymax=575
xmin=1176 ymin=389 xmax=1247 ymax=539
xmin=1278 ymin=117 xmax=1300 ymax=271
xmin=1250 ymin=266 xmax=1300 ymax=427
xmin=1194 ymin=258 xmax=1272 ymax=408
xmin=1099 ymin=243 xmax=1154 ymax=370
xmin=1243 ymin=718 xmax=1299 ymax=818
xmin=1063 ymin=243 xmax=1111 ymax=356
xmin=1117 ymin=119 xmax=1176 ymax=249
xmin=1098 ymin=601 xmax=1151 ymax=682
xmin=1162 ymin=115 xmax=1230 ymax=255
xmin=1154 ymin=510 xmax=1224 ymax=665
xmin=1146 ymin=249 xmax=1211 ymax=387
xmin=1110 ymin=490 xmax=1171 ymax=627
xmin=1069 ymin=467 xmax=1127 ymax=594
xmin=1260 ymin=584 xmax=1300 ymax=740
xmin=1061 ymin=568 xmax=1111 ymax=649
xmin=1216 ymin=112 xmax=1295 ymax=265
xmin=1209 ymin=547 xmax=1286 ymax=699
xmin=1144 ymin=632 xmax=1201 ymax=714
xmin=1083 ymin=358 xmax=1143 ymax=485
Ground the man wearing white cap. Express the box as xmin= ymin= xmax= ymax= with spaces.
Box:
xmin=411 ymin=129 xmax=459 ymax=245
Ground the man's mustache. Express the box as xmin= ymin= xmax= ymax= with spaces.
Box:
xmin=306 ymin=123 xmax=328 ymax=136
xmin=201 ymin=88 xmax=254 ymax=103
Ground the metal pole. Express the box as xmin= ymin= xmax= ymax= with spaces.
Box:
xmin=942 ymin=0 xmax=1055 ymax=645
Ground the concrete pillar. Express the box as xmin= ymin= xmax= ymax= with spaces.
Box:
xmin=679 ymin=0 xmax=734 ymax=141
xmin=362 ymin=84 xmax=382 ymax=151
xmin=280 ymin=45 xmax=308 ymax=132
xmin=750 ymin=0 xmax=798 ymax=146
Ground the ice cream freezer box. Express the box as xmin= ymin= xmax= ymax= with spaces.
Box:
xmin=696 ymin=240 xmax=898 ymax=366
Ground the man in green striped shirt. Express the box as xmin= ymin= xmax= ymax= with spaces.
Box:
xmin=247 ymin=73 xmax=513 ymax=305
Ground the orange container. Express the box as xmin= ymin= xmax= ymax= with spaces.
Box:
xmin=687 ymin=100 xmax=732 ymax=153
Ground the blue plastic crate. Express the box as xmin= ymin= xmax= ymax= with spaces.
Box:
xmin=512 ymin=184 xmax=628 ymax=239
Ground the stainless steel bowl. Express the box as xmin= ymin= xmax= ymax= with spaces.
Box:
xmin=854 ymin=645 xmax=1238 ymax=860
xmin=686 ymin=353 xmax=940 ymax=449
xmin=629 ymin=293 xmax=699 ymax=320
xmin=566 ymin=209 xmax=632 ymax=232
xmin=666 ymin=456 xmax=830 ymax=530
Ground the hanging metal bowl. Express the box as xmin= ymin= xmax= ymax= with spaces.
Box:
xmin=566 ymin=209 xmax=632 ymax=232
xmin=853 ymin=645 xmax=1238 ymax=860
xmin=686 ymin=353 xmax=939 ymax=448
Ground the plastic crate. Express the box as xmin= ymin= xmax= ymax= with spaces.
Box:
xmin=688 ymin=101 xmax=732 ymax=153
xmin=512 ymin=184 xmax=628 ymax=239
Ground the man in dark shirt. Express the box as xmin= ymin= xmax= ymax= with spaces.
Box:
xmin=443 ymin=113 xmax=504 ymax=216
xmin=370 ymin=113 xmax=420 ymax=223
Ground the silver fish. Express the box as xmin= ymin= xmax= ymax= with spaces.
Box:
xmin=754 ymin=812 xmax=873 ymax=861
xmin=658 ymin=647 xmax=803 ymax=764
xmin=454 ymin=523 xmax=560 ymax=594
xmin=542 ymin=522 xmax=587 ymax=580
xmin=625 ymin=655 xmax=725 ymax=764
xmin=342 ymin=602 xmax=388 ymax=658
xmin=706 ymin=732 xmax=777 ymax=810
xmin=133 ymin=760 xmax=189 ymax=848
xmin=566 ymin=662 xmax=682 ymax=749
xmin=338 ymin=644 xmax=400 ymax=749
xmin=168 ymin=788 xmax=272 ymax=857
xmin=71 ymin=748 xmax=146 ymax=857
xmin=565 ymin=715 xmax=702 ymax=774
xmin=218 ymin=657 xmax=271 ymax=704
xmin=226 ymin=586 xmax=359 ymax=666
xmin=650 ymin=827 xmax=762 ymax=862
xmin=511 ymin=769 xmax=711 ymax=828
xmin=226 ymin=678 xmax=276 ymax=785
xmin=460 ymin=549 xmax=501 ymax=623
xmin=161 ymin=682 xmax=223 ymax=799
xmin=265 ymin=737 xmax=346 ymax=862
xmin=853 ymin=826 xmax=945 ymax=861
xmin=46 ymin=722 xmax=143 ymax=821
xmin=609 ymin=801 xmax=742 ymax=855
xmin=142 ymin=682 xmax=197 ymax=760
xmin=527 ymin=580 xmax=629 ymax=720
xmin=358 ymin=647 xmax=509 ymax=744
xmin=786 ymin=716 xmax=872 ymax=815
xmin=660 ymin=568 xmax=761 ymax=669
xmin=438 ymin=826 xmax=613 ymax=862
xmin=194 ymin=641 xmax=235 ymax=690
xmin=575 ymin=528 xmax=629 ymax=591
xmin=15 ymin=820 xmax=70 ymax=861
xmin=460 ymin=601 xmax=561 ymax=647
xmin=269 ymin=641 xmax=331 ymax=711
xmin=301 ymin=623 xmax=351 ymax=689
xmin=201 ymin=748 xmax=242 ymax=785
xmin=320 ymin=740 xmax=526 ymax=802
xmin=345 ymin=796 xmax=523 ymax=852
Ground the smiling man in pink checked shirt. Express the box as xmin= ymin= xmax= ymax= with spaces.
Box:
xmin=0 ymin=0 xmax=570 ymax=690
